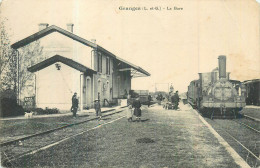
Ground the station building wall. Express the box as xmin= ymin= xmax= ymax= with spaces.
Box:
xmin=112 ymin=69 xmax=131 ymax=99
xmin=36 ymin=62 xmax=81 ymax=111
xmin=18 ymin=30 xmax=133 ymax=110
xmin=93 ymin=51 xmax=114 ymax=106
xmin=38 ymin=32 xmax=93 ymax=68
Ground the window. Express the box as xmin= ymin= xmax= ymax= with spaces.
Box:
xmin=106 ymin=57 xmax=110 ymax=75
xmin=97 ymin=53 xmax=102 ymax=73
xmin=97 ymin=53 xmax=99 ymax=72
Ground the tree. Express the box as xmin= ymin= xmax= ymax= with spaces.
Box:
xmin=0 ymin=18 xmax=43 ymax=102
xmin=0 ymin=18 xmax=17 ymax=93
xmin=0 ymin=18 xmax=22 ymax=116
xmin=18 ymin=41 xmax=43 ymax=100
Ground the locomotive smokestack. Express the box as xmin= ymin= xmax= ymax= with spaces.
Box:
xmin=218 ymin=55 xmax=226 ymax=79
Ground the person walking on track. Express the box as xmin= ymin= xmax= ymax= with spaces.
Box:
xmin=71 ymin=92 xmax=79 ymax=118
xmin=133 ymin=97 xmax=142 ymax=122
xmin=94 ymin=99 xmax=102 ymax=120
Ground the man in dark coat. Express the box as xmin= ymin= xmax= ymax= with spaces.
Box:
xmin=71 ymin=92 xmax=79 ymax=117
xmin=94 ymin=99 xmax=102 ymax=120
xmin=148 ymin=94 xmax=152 ymax=107
xmin=173 ymin=91 xmax=180 ymax=110
xmin=132 ymin=97 xmax=142 ymax=121
xmin=171 ymin=94 xmax=175 ymax=104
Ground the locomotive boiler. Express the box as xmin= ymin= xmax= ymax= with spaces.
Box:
xmin=187 ymin=55 xmax=246 ymax=118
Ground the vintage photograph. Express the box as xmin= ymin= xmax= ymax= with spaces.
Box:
xmin=0 ymin=0 xmax=259 ymax=167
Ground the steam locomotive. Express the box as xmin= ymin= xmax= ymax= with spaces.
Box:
xmin=187 ymin=56 xmax=246 ymax=118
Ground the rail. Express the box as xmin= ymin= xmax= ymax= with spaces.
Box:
xmin=196 ymin=109 xmax=260 ymax=167
xmin=211 ymin=120 xmax=260 ymax=166
xmin=233 ymin=120 xmax=260 ymax=134
xmin=0 ymin=107 xmax=126 ymax=147
xmin=243 ymin=114 xmax=260 ymax=122
xmin=2 ymin=114 xmax=126 ymax=167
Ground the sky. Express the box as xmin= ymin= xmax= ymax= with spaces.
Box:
xmin=0 ymin=0 xmax=259 ymax=93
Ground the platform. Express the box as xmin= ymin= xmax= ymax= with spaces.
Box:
xmin=0 ymin=102 xmax=251 ymax=167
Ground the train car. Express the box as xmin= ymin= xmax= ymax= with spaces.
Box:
xmin=187 ymin=80 xmax=200 ymax=108
xmin=129 ymin=90 xmax=151 ymax=105
xmin=243 ymin=79 xmax=260 ymax=106
xmin=187 ymin=56 xmax=246 ymax=118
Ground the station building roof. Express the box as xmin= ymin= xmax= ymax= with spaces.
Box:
xmin=27 ymin=55 xmax=96 ymax=74
xmin=243 ymin=79 xmax=260 ymax=84
xmin=11 ymin=25 xmax=150 ymax=77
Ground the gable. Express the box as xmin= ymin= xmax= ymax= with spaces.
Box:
xmin=11 ymin=25 xmax=97 ymax=50
xmin=28 ymin=55 xmax=96 ymax=74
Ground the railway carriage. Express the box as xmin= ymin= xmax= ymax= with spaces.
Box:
xmin=243 ymin=79 xmax=260 ymax=106
xmin=187 ymin=80 xmax=200 ymax=108
xmin=128 ymin=90 xmax=151 ymax=105
xmin=187 ymin=56 xmax=246 ymax=118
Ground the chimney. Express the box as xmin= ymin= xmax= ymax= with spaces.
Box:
xmin=38 ymin=23 xmax=49 ymax=31
xmin=218 ymin=55 xmax=226 ymax=79
xmin=91 ymin=39 xmax=96 ymax=44
xmin=66 ymin=23 xmax=74 ymax=33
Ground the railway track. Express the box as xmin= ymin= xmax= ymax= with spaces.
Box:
xmin=212 ymin=120 xmax=259 ymax=167
xmin=243 ymin=114 xmax=260 ymax=122
xmin=0 ymin=108 xmax=125 ymax=147
xmin=1 ymin=108 xmax=126 ymax=167
xmin=200 ymin=111 xmax=260 ymax=167
xmin=233 ymin=119 xmax=260 ymax=134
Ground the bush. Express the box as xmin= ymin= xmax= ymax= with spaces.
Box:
xmin=25 ymin=107 xmax=60 ymax=115
xmin=0 ymin=98 xmax=25 ymax=117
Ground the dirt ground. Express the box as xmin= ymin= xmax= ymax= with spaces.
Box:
xmin=6 ymin=104 xmax=239 ymax=168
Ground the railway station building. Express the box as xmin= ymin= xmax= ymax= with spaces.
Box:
xmin=11 ymin=24 xmax=150 ymax=111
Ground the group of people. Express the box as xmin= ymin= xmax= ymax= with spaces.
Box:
xmin=127 ymin=97 xmax=142 ymax=122
xmin=170 ymin=91 xmax=180 ymax=110
xmin=70 ymin=92 xmax=102 ymax=120
xmin=71 ymin=90 xmax=178 ymax=121
xmin=71 ymin=92 xmax=143 ymax=121
xmin=71 ymin=90 xmax=153 ymax=121
xmin=158 ymin=91 xmax=180 ymax=110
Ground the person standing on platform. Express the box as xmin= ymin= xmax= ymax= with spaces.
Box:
xmin=98 ymin=92 xmax=100 ymax=101
xmin=94 ymin=99 xmax=102 ymax=120
xmin=124 ymin=89 xmax=128 ymax=98
xmin=171 ymin=94 xmax=175 ymax=104
xmin=71 ymin=92 xmax=79 ymax=118
xmin=148 ymin=94 xmax=152 ymax=107
xmin=173 ymin=91 xmax=180 ymax=110
xmin=127 ymin=103 xmax=133 ymax=122
xmin=133 ymin=97 xmax=142 ymax=122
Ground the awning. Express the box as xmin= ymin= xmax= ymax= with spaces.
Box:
xmin=116 ymin=57 xmax=150 ymax=78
